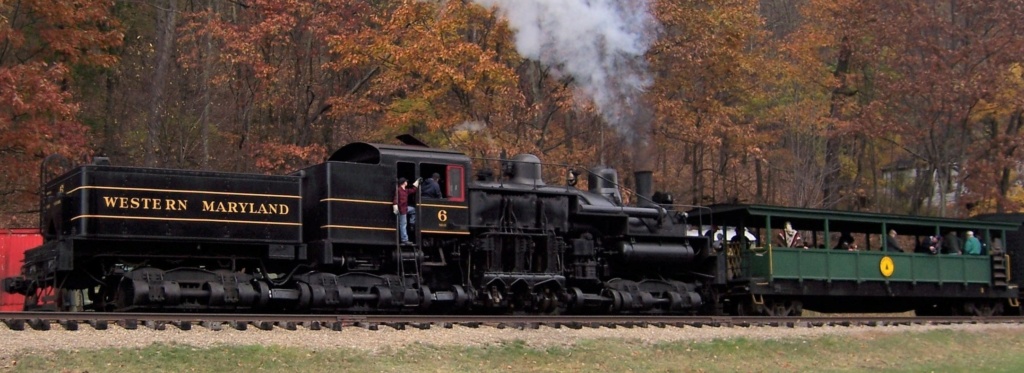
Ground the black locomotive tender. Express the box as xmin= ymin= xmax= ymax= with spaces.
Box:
xmin=4 ymin=140 xmax=708 ymax=314
xmin=4 ymin=139 xmax=1021 ymax=316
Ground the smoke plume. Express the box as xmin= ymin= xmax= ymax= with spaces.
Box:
xmin=473 ymin=0 xmax=659 ymax=134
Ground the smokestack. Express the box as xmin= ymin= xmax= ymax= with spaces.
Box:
xmin=634 ymin=171 xmax=652 ymax=207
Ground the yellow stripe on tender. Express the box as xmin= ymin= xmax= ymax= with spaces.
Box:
xmin=421 ymin=230 xmax=470 ymax=235
xmin=68 ymin=186 xmax=300 ymax=199
xmin=322 ymin=225 xmax=396 ymax=231
xmin=318 ymin=199 xmax=468 ymax=209
xmin=419 ymin=203 xmax=468 ymax=209
xmin=320 ymin=226 xmax=470 ymax=235
xmin=320 ymin=198 xmax=391 ymax=205
xmin=70 ymin=215 xmax=301 ymax=226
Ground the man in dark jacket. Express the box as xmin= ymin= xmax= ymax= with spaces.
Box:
xmin=834 ymin=231 xmax=855 ymax=250
xmin=942 ymin=231 xmax=962 ymax=255
xmin=421 ymin=173 xmax=443 ymax=199
xmin=393 ymin=177 xmax=420 ymax=245
xmin=915 ymin=236 xmax=940 ymax=255
xmin=885 ymin=229 xmax=903 ymax=252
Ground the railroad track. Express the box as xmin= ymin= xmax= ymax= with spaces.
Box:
xmin=0 ymin=312 xmax=1021 ymax=332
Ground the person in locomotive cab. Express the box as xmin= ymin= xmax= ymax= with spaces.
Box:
xmin=421 ymin=172 xmax=443 ymax=199
xmin=885 ymin=229 xmax=903 ymax=252
xmin=393 ymin=177 xmax=420 ymax=245
xmin=776 ymin=221 xmax=803 ymax=248
xmin=963 ymin=230 xmax=982 ymax=255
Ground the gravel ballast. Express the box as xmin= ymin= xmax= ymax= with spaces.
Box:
xmin=0 ymin=322 xmax=1021 ymax=358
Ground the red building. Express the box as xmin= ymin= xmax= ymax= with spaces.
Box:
xmin=0 ymin=229 xmax=41 ymax=311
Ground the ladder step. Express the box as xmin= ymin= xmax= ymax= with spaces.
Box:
xmin=396 ymin=245 xmax=422 ymax=288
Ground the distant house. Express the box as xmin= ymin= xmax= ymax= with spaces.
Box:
xmin=881 ymin=158 xmax=960 ymax=210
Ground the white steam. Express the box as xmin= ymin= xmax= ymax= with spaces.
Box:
xmin=455 ymin=120 xmax=486 ymax=132
xmin=473 ymin=0 xmax=659 ymax=131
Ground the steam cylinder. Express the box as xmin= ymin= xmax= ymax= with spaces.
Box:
xmin=617 ymin=241 xmax=695 ymax=266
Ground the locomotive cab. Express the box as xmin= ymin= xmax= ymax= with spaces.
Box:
xmin=296 ymin=142 xmax=472 ymax=269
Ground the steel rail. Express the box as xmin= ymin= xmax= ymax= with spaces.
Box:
xmin=0 ymin=312 xmax=1021 ymax=332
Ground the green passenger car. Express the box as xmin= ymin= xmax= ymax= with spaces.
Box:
xmin=689 ymin=204 xmax=1020 ymax=316
xmin=746 ymin=249 xmax=991 ymax=284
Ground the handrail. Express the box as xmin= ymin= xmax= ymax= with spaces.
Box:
xmin=1006 ymin=254 xmax=1012 ymax=283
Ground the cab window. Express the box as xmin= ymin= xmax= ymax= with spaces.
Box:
xmin=447 ymin=166 xmax=465 ymax=202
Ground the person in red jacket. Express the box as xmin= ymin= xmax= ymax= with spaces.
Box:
xmin=393 ymin=177 xmax=420 ymax=245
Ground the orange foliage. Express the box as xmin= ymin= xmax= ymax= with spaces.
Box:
xmin=3 ymin=0 xmax=1019 ymax=222
xmin=0 ymin=0 xmax=122 ymax=227
xmin=648 ymin=0 xmax=770 ymax=204
xmin=247 ymin=141 xmax=327 ymax=174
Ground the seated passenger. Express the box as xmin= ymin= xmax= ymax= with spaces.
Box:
xmin=963 ymin=231 xmax=981 ymax=255
xmin=942 ymin=231 xmax=962 ymax=255
xmin=915 ymin=236 xmax=939 ymax=255
xmin=990 ymin=238 xmax=1004 ymax=254
xmin=834 ymin=231 xmax=855 ymax=250
xmin=730 ymin=228 xmax=756 ymax=248
xmin=836 ymin=241 xmax=859 ymax=251
xmin=885 ymin=229 xmax=903 ymax=252
xmin=704 ymin=225 xmax=724 ymax=250
xmin=775 ymin=221 xmax=804 ymax=248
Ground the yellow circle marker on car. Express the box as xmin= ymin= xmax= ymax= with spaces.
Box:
xmin=879 ymin=256 xmax=895 ymax=277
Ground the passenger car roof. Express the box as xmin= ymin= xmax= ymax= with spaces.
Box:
xmin=687 ymin=204 xmax=1020 ymax=236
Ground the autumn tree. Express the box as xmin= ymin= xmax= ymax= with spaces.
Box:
xmin=750 ymin=0 xmax=1024 ymax=217
xmin=0 ymin=0 xmax=122 ymax=226
xmin=175 ymin=1 xmax=535 ymax=174
xmin=6 ymin=0 xmax=1019 ymax=222
xmin=853 ymin=1 xmax=1024 ymax=216
xmin=761 ymin=0 xmax=878 ymax=210
xmin=648 ymin=0 xmax=770 ymax=205
xmin=963 ymin=64 xmax=1024 ymax=213
xmin=348 ymin=1 xmax=526 ymax=156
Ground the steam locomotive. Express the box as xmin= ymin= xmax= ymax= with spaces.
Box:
xmin=6 ymin=139 xmax=1021 ymax=316
xmin=3 ymin=140 xmax=712 ymax=314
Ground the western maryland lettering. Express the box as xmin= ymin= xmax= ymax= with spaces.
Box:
xmin=72 ymin=185 xmax=301 ymax=227
xmin=103 ymin=196 xmax=188 ymax=211
xmin=201 ymin=200 xmax=289 ymax=215
xmin=101 ymin=196 xmax=291 ymax=215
